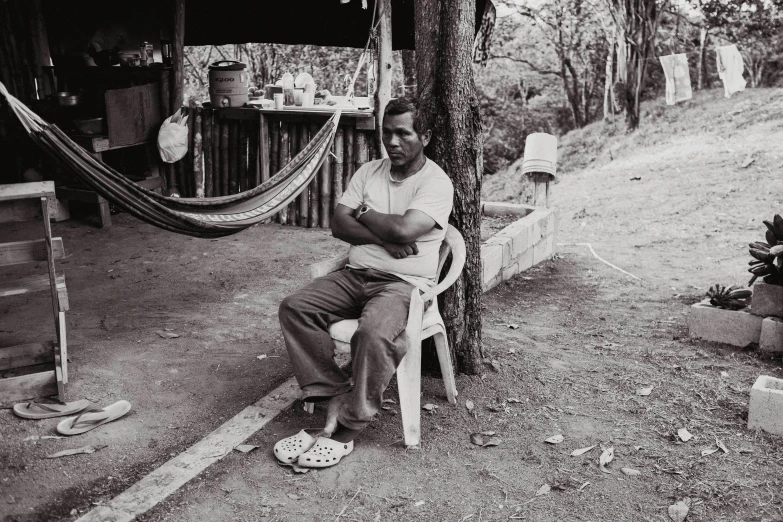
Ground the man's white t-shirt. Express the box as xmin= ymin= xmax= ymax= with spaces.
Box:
xmin=338 ymin=158 xmax=454 ymax=291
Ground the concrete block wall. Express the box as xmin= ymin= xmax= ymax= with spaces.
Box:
xmin=480 ymin=201 xmax=559 ymax=292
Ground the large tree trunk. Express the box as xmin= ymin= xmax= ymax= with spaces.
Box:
xmin=604 ymin=37 xmax=615 ymax=120
xmin=401 ymin=50 xmax=417 ymax=96
xmin=415 ymin=0 xmax=484 ymax=375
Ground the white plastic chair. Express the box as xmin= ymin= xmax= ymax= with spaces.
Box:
xmin=306 ymin=225 xmax=466 ymax=447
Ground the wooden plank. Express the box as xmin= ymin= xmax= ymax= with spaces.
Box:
xmin=0 ymin=272 xmax=67 ymax=299
xmin=219 ymin=120 xmax=229 ymax=196
xmin=203 ymin=108 xmax=214 ymax=197
xmin=308 ymin=122 xmax=319 ymax=228
xmin=269 ymin=119 xmax=279 ymax=180
xmin=159 ymin=69 xmax=175 ymax=196
xmin=248 ymin=115 xmax=259 ymax=189
xmin=40 ymin=198 xmax=60 ymax=326
xmin=344 ymin=125 xmax=355 ymax=188
xmin=136 ymin=177 xmax=164 ymax=191
xmin=193 ymin=107 xmax=204 ymax=197
xmin=211 ymin=109 xmax=221 ymax=196
xmin=55 ymin=186 xmax=103 ymax=203
xmin=332 ymin=126 xmax=344 ymax=210
xmin=0 ymin=199 xmax=42 ymax=223
xmin=0 ymin=238 xmax=65 ymax=266
xmin=287 ymin=124 xmax=299 ymax=225
xmin=374 ymin=0 xmax=392 ymax=158
xmin=297 ymin=123 xmax=309 ymax=227
xmin=0 ymin=371 xmax=57 ymax=405
xmin=229 ymin=121 xmax=239 ymax=195
xmin=0 ymin=181 xmax=55 ymax=202
xmin=278 ymin=122 xmax=290 ymax=225
xmin=239 ymin=120 xmax=249 ymax=192
xmin=172 ymin=0 xmax=185 ymax=110
xmin=319 ymin=148 xmax=331 ymax=228
xmin=57 ymin=311 xmax=67 ymax=385
xmin=0 ymin=342 xmax=54 ymax=371
xmin=258 ymin=112 xmax=269 ymax=184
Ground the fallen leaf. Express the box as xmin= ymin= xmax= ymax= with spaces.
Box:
xmin=256 ymin=354 xmax=268 ymax=360
xmin=422 ymin=403 xmax=438 ymax=411
xmin=507 ymin=324 xmax=520 ymax=329
xmin=382 ymin=398 xmax=397 ymax=405
xmin=287 ymin=493 xmax=301 ymax=500
xmin=716 ymin=438 xmax=729 ymax=453
xmin=46 ymin=444 xmax=107 ymax=459
xmin=506 ymin=398 xmax=522 ymax=403
xmin=483 ymin=436 xmax=502 ymax=447
xmin=156 ymin=331 xmax=180 ymax=339
xmin=668 ymin=500 xmax=690 ymax=522
xmin=234 ymin=445 xmax=258 ymax=453
xmin=720 ymin=371 xmax=729 ymax=378
xmin=701 ymin=447 xmax=720 ymax=457
xmin=480 ymin=431 xmax=497 ymax=436
xmin=465 ymin=399 xmax=475 ymax=413
xmin=545 ymin=434 xmax=564 ymax=444
xmin=621 ymin=467 xmax=641 ymax=476
xmin=508 ymin=348 xmax=517 ymax=354
xmin=414 ymin=500 xmax=426 ymax=507
xmin=490 ymin=360 xmax=501 ymax=372
xmin=637 ymin=386 xmax=653 ymax=396
xmin=23 ymin=435 xmax=64 ymax=441
xmin=470 ymin=433 xmax=484 ymax=446
xmin=571 ymin=445 xmax=596 ymax=456
xmin=535 ymin=484 xmax=551 ymax=496
xmin=599 ymin=446 xmax=614 ymax=473
xmin=577 ymin=482 xmax=590 ymax=492
xmin=741 ymin=155 xmax=755 ymax=168
xmin=677 ymin=428 xmax=693 ymax=442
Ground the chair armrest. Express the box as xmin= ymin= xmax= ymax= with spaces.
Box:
xmin=309 ymin=253 xmax=349 ymax=280
xmin=419 ymin=227 xmax=466 ymax=303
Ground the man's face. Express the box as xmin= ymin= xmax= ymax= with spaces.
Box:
xmin=382 ymin=112 xmax=431 ymax=167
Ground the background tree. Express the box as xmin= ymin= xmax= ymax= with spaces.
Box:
xmin=416 ymin=0 xmax=485 ymax=374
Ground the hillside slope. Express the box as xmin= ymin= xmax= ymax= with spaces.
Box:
xmin=483 ymin=87 xmax=783 ymax=206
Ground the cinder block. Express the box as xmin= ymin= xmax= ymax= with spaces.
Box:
xmin=688 ymin=299 xmax=763 ymax=347
xmin=748 ymin=375 xmax=783 ymax=435
xmin=484 ymin=236 xmax=512 ymax=265
xmin=517 ymin=248 xmax=535 ymax=273
xmin=750 ymin=282 xmax=783 ymax=319
xmin=481 ymin=244 xmax=503 ymax=287
xmin=501 ymin=262 xmax=519 ymax=282
xmin=510 ymin=225 xmax=530 ymax=258
xmin=533 ymin=234 xmax=554 ymax=265
xmin=760 ymin=317 xmax=783 ymax=353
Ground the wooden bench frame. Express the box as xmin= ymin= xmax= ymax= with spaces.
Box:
xmin=0 ymin=181 xmax=69 ymax=404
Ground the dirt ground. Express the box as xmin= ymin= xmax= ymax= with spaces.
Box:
xmin=2 ymin=86 xmax=783 ymax=522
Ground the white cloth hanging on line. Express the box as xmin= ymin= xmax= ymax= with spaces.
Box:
xmin=659 ymin=54 xmax=693 ymax=105
xmin=716 ymin=44 xmax=746 ymax=98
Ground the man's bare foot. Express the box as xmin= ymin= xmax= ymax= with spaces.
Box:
xmin=322 ymin=393 xmax=350 ymax=436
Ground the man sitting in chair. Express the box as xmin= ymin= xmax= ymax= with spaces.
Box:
xmin=275 ymin=97 xmax=454 ymax=468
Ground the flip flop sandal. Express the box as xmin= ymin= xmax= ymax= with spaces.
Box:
xmin=273 ymin=428 xmax=321 ymax=464
xmin=56 ymin=400 xmax=132 ymax=436
xmin=12 ymin=400 xmax=92 ymax=420
xmin=297 ymin=437 xmax=354 ymax=468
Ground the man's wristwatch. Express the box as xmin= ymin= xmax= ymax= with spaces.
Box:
xmin=354 ymin=204 xmax=371 ymax=221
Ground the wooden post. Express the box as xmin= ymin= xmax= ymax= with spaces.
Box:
xmin=171 ymin=0 xmax=186 ymax=111
xmin=257 ymin=112 xmax=269 ymax=185
xmin=529 ymin=172 xmax=553 ymax=208
xmin=211 ymin=112 xmax=221 ymax=196
xmin=220 ymin=120 xmax=229 ymax=196
xmin=229 ymin=121 xmax=240 ymax=194
xmin=308 ymin=122 xmax=319 ymax=228
xmin=248 ymin=117 xmax=259 ymax=189
xmin=159 ymin=70 xmax=177 ymax=196
xmin=278 ymin=122 xmax=290 ymax=224
xmin=185 ymin=105 xmax=195 ymax=197
xmin=288 ymin=124 xmax=300 ymax=224
xmin=269 ymin=119 xmax=279 ymax=179
xmin=344 ymin=125 xmax=355 ymax=188
xmin=239 ymin=120 xmax=249 ymax=192
xmin=319 ymin=151 xmax=331 ymax=228
xmin=203 ymin=108 xmax=214 ymax=197
xmin=193 ymin=106 xmax=204 ymax=197
xmin=297 ymin=122 xmax=309 ymax=227
xmin=374 ymin=0 xmax=392 ymax=158
xmin=332 ymin=126 xmax=344 ymax=210
xmin=356 ymin=131 xmax=369 ymax=172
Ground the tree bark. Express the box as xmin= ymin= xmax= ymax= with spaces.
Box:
xmin=697 ymin=27 xmax=709 ymax=90
xmin=604 ymin=37 xmax=615 ymax=120
xmin=401 ymin=50 xmax=417 ymax=96
xmin=416 ymin=0 xmax=484 ymax=375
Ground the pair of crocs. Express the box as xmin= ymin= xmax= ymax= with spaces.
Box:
xmin=273 ymin=429 xmax=354 ymax=468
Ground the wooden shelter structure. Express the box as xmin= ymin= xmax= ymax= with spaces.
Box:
xmin=0 ymin=0 xmax=492 ymax=228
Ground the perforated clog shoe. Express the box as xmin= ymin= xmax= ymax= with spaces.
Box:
xmin=273 ymin=429 xmax=321 ymax=463
xmin=296 ymin=437 xmax=354 ymax=468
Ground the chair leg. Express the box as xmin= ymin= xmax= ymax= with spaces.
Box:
xmin=433 ymin=330 xmax=458 ymax=405
xmin=396 ymin=338 xmax=422 ymax=448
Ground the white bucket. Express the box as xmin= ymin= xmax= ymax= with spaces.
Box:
xmin=523 ymin=133 xmax=558 ymax=165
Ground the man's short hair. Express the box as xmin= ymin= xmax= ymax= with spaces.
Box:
xmin=384 ymin=97 xmax=428 ymax=135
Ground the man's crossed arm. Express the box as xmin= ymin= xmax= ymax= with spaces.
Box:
xmin=331 ymin=204 xmax=437 ymax=259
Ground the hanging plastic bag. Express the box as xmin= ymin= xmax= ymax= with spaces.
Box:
xmin=157 ymin=109 xmax=189 ymax=163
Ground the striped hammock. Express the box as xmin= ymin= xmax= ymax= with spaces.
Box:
xmin=0 ymin=81 xmax=341 ymax=238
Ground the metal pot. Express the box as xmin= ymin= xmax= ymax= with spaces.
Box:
xmin=55 ymin=92 xmax=81 ymax=107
